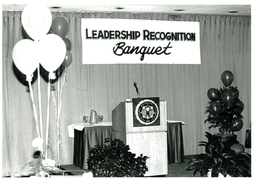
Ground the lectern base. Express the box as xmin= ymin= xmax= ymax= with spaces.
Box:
xmin=112 ymin=131 xmax=168 ymax=176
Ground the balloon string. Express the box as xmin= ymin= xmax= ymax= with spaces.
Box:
xmin=56 ymin=70 xmax=66 ymax=166
xmin=57 ymin=75 xmax=61 ymax=167
xmin=51 ymin=91 xmax=58 ymax=120
xmin=58 ymin=70 xmax=66 ymax=121
xmin=57 ymin=73 xmax=61 ymax=121
xmin=45 ymin=80 xmax=51 ymax=159
xmin=58 ymin=75 xmax=62 ymax=164
xmin=51 ymin=90 xmax=60 ymax=166
xmin=28 ymin=80 xmax=41 ymax=139
xmin=37 ymin=65 xmax=43 ymax=139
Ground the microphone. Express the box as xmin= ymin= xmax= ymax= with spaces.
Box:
xmin=133 ymin=82 xmax=140 ymax=98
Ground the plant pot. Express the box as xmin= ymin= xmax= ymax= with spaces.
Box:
xmin=221 ymin=134 xmax=237 ymax=142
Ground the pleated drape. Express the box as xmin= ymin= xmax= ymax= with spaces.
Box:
xmin=2 ymin=11 xmax=251 ymax=177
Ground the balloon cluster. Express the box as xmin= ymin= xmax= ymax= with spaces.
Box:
xmin=12 ymin=3 xmax=73 ymax=85
xmin=205 ymin=70 xmax=244 ymax=134
xmin=12 ymin=4 xmax=74 ymax=164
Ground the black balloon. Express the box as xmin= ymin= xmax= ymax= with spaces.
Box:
xmin=207 ymin=88 xmax=219 ymax=100
xmin=51 ymin=17 xmax=69 ymax=38
xmin=63 ymin=38 xmax=72 ymax=51
xmin=236 ymin=100 xmax=244 ymax=111
xmin=12 ymin=62 xmax=37 ymax=87
xmin=233 ymin=100 xmax=244 ymax=114
xmin=209 ymin=102 xmax=222 ymax=116
xmin=232 ymin=89 xmax=239 ymax=99
xmin=40 ymin=64 xmax=64 ymax=84
xmin=221 ymin=70 xmax=234 ymax=87
xmin=63 ymin=51 xmax=73 ymax=68
xmin=221 ymin=91 xmax=234 ymax=107
xmin=231 ymin=118 xmax=243 ymax=131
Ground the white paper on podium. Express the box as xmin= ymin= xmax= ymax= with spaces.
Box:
xmin=167 ymin=120 xmax=185 ymax=125
xmin=68 ymin=122 xmax=112 ymax=137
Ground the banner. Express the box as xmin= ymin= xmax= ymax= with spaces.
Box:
xmin=81 ymin=18 xmax=200 ymax=64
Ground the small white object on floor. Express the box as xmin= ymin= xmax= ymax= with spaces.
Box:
xmin=83 ymin=171 xmax=93 ymax=178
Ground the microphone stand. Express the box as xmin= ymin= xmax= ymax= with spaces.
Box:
xmin=133 ymin=82 xmax=140 ymax=98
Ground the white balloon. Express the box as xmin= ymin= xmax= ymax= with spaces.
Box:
xmin=21 ymin=3 xmax=52 ymax=41
xmin=12 ymin=39 xmax=39 ymax=76
xmin=38 ymin=34 xmax=66 ymax=72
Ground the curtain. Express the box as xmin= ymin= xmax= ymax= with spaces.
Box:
xmin=2 ymin=11 xmax=251 ymax=177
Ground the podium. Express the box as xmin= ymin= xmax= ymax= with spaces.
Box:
xmin=112 ymin=97 xmax=168 ymax=176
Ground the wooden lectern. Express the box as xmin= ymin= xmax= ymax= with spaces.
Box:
xmin=112 ymin=97 xmax=168 ymax=176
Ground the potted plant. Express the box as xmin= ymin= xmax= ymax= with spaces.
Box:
xmin=186 ymin=132 xmax=251 ymax=177
xmin=87 ymin=138 xmax=149 ymax=177
xmin=186 ymin=71 xmax=251 ymax=177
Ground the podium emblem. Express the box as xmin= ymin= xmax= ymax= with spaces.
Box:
xmin=133 ymin=97 xmax=160 ymax=127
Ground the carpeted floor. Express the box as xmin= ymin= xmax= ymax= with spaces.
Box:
xmin=60 ymin=155 xmax=205 ymax=177
xmin=167 ymin=155 xmax=204 ymax=177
